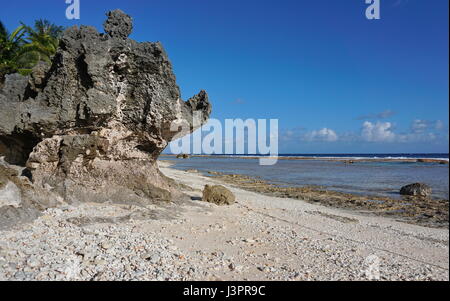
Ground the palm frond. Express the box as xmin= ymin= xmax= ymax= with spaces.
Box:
xmin=1 ymin=19 xmax=64 ymax=82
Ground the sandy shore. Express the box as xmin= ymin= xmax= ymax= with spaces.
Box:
xmin=201 ymin=169 xmax=449 ymax=229
xmin=0 ymin=160 xmax=448 ymax=281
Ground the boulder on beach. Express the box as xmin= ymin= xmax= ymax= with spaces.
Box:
xmin=400 ymin=183 xmax=432 ymax=197
xmin=0 ymin=10 xmax=211 ymax=217
xmin=202 ymin=185 xmax=235 ymax=205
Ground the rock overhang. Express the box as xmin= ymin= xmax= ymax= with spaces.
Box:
xmin=0 ymin=10 xmax=211 ymax=209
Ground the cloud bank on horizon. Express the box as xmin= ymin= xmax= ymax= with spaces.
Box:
xmin=280 ymin=117 xmax=448 ymax=153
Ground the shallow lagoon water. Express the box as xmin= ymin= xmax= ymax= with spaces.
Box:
xmin=162 ymin=156 xmax=449 ymax=200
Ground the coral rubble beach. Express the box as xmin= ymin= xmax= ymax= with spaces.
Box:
xmin=0 ymin=160 xmax=448 ymax=281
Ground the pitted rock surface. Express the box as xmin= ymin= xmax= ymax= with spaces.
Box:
xmin=0 ymin=10 xmax=211 ymax=219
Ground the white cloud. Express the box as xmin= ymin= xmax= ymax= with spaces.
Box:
xmin=411 ymin=119 xmax=429 ymax=133
xmin=411 ymin=119 xmax=446 ymax=133
xmin=283 ymin=130 xmax=295 ymax=138
xmin=305 ymin=128 xmax=338 ymax=142
xmin=398 ymin=132 xmax=437 ymax=143
xmin=282 ymin=118 xmax=446 ymax=147
xmin=435 ymin=120 xmax=444 ymax=130
xmin=361 ymin=121 xmax=396 ymax=142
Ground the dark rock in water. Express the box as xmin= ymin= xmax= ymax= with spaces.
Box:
xmin=0 ymin=10 xmax=211 ymax=212
xmin=176 ymin=154 xmax=190 ymax=159
xmin=417 ymin=159 xmax=448 ymax=164
xmin=202 ymin=185 xmax=235 ymax=206
xmin=400 ymin=183 xmax=432 ymax=197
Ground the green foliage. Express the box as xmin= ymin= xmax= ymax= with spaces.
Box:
xmin=0 ymin=19 xmax=64 ymax=81
xmin=20 ymin=19 xmax=64 ymax=63
xmin=0 ymin=22 xmax=27 ymax=80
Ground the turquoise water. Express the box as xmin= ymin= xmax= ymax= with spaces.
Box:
xmin=162 ymin=156 xmax=449 ymax=200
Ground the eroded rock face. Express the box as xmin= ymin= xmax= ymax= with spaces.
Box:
xmin=0 ymin=159 xmax=64 ymax=229
xmin=0 ymin=10 xmax=211 ymax=206
xmin=202 ymin=185 xmax=235 ymax=206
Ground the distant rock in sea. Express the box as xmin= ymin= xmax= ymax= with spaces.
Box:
xmin=417 ymin=159 xmax=449 ymax=164
xmin=400 ymin=183 xmax=432 ymax=197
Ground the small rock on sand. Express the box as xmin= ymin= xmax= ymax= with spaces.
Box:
xmin=202 ymin=185 xmax=235 ymax=206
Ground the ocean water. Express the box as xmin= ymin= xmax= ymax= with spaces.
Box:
xmin=161 ymin=154 xmax=449 ymax=200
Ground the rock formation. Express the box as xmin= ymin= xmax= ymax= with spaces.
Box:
xmin=400 ymin=183 xmax=432 ymax=197
xmin=0 ymin=10 xmax=211 ymax=215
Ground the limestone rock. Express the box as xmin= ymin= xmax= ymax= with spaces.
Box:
xmin=103 ymin=10 xmax=133 ymax=39
xmin=0 ymin=158 xmax=63 ymax=229
xmin=0 ymin=10 xmax=211 ymax=211
xmin=202 ymin=185 xmax=235 ymax=206
xmin=400 ymin=183 xmax=432 ymax=197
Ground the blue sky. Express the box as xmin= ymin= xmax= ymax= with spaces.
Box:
xmin=1 ymin=0 xmax=448 ymax=153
